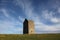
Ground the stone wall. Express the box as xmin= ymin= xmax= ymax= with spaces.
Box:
xmin=28 ymin=20 xmax=34 ymax=34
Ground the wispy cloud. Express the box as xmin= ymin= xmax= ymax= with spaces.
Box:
xmin=42 ymin=10 xmax=53 ymax=19
xmin=42 ymin=9 xmax=60 ymax=23
xmin=0 ymin=8 xmax=23 ymax=34
xmin=19 ymin=16 xmax=24 ymax=22
xmin=57 ymin=7 xmax=60 ymax=13
xmin=14 ymin=0 xmax=35 ymax=19
xmin=14 ymin=0 xmax=60 ymax=34
xmin=50 ymin=17 xmax=60 ymax=23
xmin=0 ymin=9 xmax=9 ymax=18
xmin=0 ymin=19 xmax=23 ymax=34
xmin=35 ymin=22 xmax=60 ymax=34
xmin=0 ymin=0 xmax=60 ymax=34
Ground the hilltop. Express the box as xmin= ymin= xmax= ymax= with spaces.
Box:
xmin=0 ymin=34 xmax=60 ymax=40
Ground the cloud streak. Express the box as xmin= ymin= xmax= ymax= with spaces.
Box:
xmin=13 ymin=0 xmax=60 ymax=34
xmin=0 ymin=0 xmax=60 ymax=34
xmin=0 ymin=8 xmax=23 ymax=34
xmin=0 ymin=19 xmax=23 ymax=34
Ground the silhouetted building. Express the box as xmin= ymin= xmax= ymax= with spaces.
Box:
xmin=23 ymin=19 xmax=34 ymax=34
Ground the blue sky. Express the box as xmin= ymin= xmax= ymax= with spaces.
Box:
xmin=0 ymin=0 xmax=60 ymax=34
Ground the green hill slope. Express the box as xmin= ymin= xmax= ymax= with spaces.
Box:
xmin=0 ymin=34 xmax=60 ymax=40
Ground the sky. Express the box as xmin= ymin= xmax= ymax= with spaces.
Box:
xmin=0 ymin=0 xmax=60 ymax=34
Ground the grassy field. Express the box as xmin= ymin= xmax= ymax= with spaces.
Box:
xmin=0 ymin=34 xmax=60 ymax=40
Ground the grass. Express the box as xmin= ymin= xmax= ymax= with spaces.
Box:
xmin=0 ymin=34 xmax=60 ymax=40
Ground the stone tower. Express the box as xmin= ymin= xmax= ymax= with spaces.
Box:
xmin=23 ymin=19 xmax=34 ymax=34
